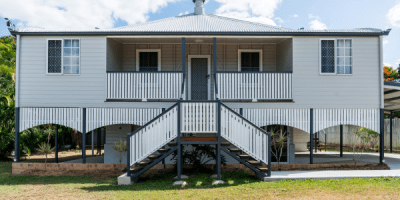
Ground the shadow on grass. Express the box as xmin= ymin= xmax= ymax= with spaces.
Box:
xmin=0 ymin=161 xmax=260 ymax=190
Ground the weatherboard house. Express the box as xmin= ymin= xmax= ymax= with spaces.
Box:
xmin=8 ymin=0 xmax=391 ymax=184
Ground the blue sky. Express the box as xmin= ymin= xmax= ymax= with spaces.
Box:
xmin=0 ymin=0 xmax=399 ymax=67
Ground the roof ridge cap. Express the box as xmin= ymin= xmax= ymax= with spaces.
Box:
xmin=116 ymin=13 xmax=195 ymax=29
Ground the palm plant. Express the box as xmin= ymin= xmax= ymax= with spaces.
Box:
xmin=22 ymin=146 xmax=31 ymax=160
xmin=269 ymin=128 xmax=288 ymax=171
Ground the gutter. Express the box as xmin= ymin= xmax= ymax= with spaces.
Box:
xmin=9 ymin=30 xmax=391 ymax=37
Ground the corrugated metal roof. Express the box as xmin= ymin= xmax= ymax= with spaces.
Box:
xmin=14 ymin=13 xmax=390 ymax=35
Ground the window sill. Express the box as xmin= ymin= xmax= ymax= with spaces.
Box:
xmin=319 ymin=73 xmax=353 ymax=76
xmin=46 ymin=74 xmax=80 ymax=76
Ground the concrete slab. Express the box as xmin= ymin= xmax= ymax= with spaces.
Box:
xmin=173 ymin=181 xmax=187 ymax=186
xmin=212 ymin=180 xmax=226 ymax=185
xmin=118 ymin=173 xmax=134 ymax=185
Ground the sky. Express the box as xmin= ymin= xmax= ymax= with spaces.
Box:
xmin=0 ymin=0 xmax=399 ymax=67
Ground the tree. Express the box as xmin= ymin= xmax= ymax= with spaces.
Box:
xmin=0 ymin=36 xmax=16 ymax=160
xmin=384 ymin=66 xmax=399 ymax=82
xmin=113 ymin=139 xmax=127 ymax=165
xmin=269 ymin=128 xmax=288 ymax=171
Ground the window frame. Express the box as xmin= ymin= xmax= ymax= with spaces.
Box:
xmin=238 ymin=49 xmax=263 ymax=72
xmin=46 ymin=38 xmax=81 ymax=76
xmin=136 ymin=49 xmax=162 ymax=72
xmin=319 ymin=38 xmax=353 ymax=76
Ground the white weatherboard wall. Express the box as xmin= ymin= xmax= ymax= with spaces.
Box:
xmin=105 ymin=124 xmax=137 ymax=164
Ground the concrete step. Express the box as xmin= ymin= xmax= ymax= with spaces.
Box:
xmin=228 ymin=148 xmax=241 ymax=152
xmin=138 ymin=160 xmax=151 ymax=166
xmin=247 ymin=160 xmax=261 ymax=165
xmin=158 ymin=148 xmax=171 ymax=153
xmin=148 ymin=154 xmax=161 ymax=160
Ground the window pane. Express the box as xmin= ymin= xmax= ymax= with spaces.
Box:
xmin=72 ymin=57 xmax=79 ymax=65
xmin=337 ymin=39 xmax=344 ymax=47
xmin=337 ymin=66 xmax=345 ymax=74
xmin=337 ymin=48 xmax=344 ymax=56
xmin=64 ymin=40 xmax=71 ymax=47
xmin=139 ymin=52 xmax=158 ymax=72
xmin=72 ymin=48 xmax=79 ymax=56
xmin=321 ymin=40 xmax=335 ymax=73
xmin=337 ymin=57 xmax=344 ymax=66
xmin=63 ymin=66 xmax=72 ymax=74
xmin=64 ymin=57 xmax=71 ymax=65
xmin=345 ymin=48 xmax=352 ymax=56
xmin=64 ymin=48 xmax=71 ymax=56
xmin=72 ymin=40 xmax=79 ymax=47
xmin=345 ymin=40 xmax=352 ymax=47
xmin=345 ymin=57 xmax=352 ymax=65
xmin=71 ymin=66 xmax=79 ymax=74
xmin=241 ymin=52 xmax=260 ymax=71
xmin=345 ymin=66 xmax=352 ymax=74
xmin=48 ymin=40 xmax=62 ymax=73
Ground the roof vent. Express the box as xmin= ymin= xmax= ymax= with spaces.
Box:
xmin=193 ymin=0 xmax=205 ymax=15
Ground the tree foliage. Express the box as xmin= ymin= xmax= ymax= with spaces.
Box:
xmin=0 ymin=36 xmax=16 ymax=160
xmin=384 ymin=66 xmax=399 ymax=82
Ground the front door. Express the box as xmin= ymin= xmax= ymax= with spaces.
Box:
xmin=191 ymin=58 xmax=208 ymax=100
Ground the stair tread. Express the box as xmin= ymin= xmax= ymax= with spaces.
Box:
xmin=138 ymin=160 xmax=151 ymax=165
xmin=158 ymin=148 xmax=171 ymax=152
xmin=258 ymin=167 xmax=269 ymax=171
xmin=167 ymin=142 xmax=177 ymax=146
xmin=247 ymin=160 xmax=261 ymax=165
xmin=228 ymin=148 xmax=241 ymax=152
xmin=130 ymin=167 xmax=142 ymax=172
xmin=221 ymin=142 xmax=231 ymax=146
xmin=237 ymin=154 xmax=251 ymax=158
xmin=148 ymin=154 xmax=161 ymax=159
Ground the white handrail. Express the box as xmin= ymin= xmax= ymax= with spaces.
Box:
xmin=181 ymin=102 xmax=218 ymax=133
xmin=107 ymin=72 xmax=182 ymax=100
xmin=128 ymin=105 xmax=178 ymax=166
xmin=217 ymin=72 xmax=292 ymax=100
xmin=220 ymin=105 xmax=269 ymax=164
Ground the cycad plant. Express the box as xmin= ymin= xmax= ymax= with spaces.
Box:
xmin=113 ymin=140 xmax=127 ymax=165
xmin=38 ymin=142 xmax=52 ymax=170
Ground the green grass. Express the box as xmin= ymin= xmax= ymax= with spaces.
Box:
xmin=1 ymin=162 xmax=400 ymax=199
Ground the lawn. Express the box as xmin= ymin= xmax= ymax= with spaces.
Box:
xmin=1 ymin=162 xmax=400 ymax=199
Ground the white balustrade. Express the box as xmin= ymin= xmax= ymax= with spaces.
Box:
xmin=217 ymin=72 xmax=292 ymax=100
xmin=129 ymin=105 xmax=178 ymax=165
xmin=221 ymin=105 xmax=269 ymax=164
xmin=181 ymin=102 xmax=218 ymax=133
xmin=107 ymin=72 xmax=182 ymax=100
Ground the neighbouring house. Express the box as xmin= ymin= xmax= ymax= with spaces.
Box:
xmin=8 ymin=0 xmax=391 ymax=183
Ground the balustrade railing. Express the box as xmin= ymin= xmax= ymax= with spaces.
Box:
xmin=107 ymin=72 xmax=182 ymax=100
xmin=216 ymin=72 xmax=292 ymax=100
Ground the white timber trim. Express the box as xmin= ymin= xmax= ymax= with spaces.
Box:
xmin=238 ymin=49 xmax=263 ymax=72
xmin=313 ymin=108 xmax=380 ymax=133
xmin=188 ymin=55 xmax=211 ymax=100
xmin=19 ymin=108 xmax=83 ymax=132
xmin=380 ymin=36 xmax=384 ymax=108
xmin=135 ymin=49 xmax=162 ymax=71
xmin=86 ymin=108 xmax=162 ymax=132
xmin=242 ymin=108 xmax=310 ymax=133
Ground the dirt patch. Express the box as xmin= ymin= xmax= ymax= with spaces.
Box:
xmin=16 ymin=149 xmax=103 ymax=163
xmin=273 ymin=163 xmax=390 ymax=171
xmin=19 ymin=169 xmax=123 ymax=180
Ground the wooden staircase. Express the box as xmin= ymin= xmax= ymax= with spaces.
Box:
xmin=221 ymin=142 xmax=270 ymax=180
xmin=129 ymin=143 xmax=177 ymax=181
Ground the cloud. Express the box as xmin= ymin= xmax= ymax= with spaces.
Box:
xmin=387 ymin=2 xmax=400 ymax=27
xmin=293 ymin=14 xmax=298 ymax=18
xmin=383 ymin=40 xmax=389 ymax=45
xmin=384 ymin=62 xmax=393 ymax=67
xmin=309 ymin=19 xmax=327 ymax=30
xmin=0 ymin=0 xmax=181 ymax=30
xmin=214 ymin=0 xmax=282 ymax=26
xmin=275 ymin=17 xmax=284 ymax=23
xmin=179 ymin=11 xmax=189 ymax=16
xmin=307 ymin=14 xmax=327 ymax=30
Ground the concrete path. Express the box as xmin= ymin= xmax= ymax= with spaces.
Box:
xmin=266 ymin=152 xmax=400 ymax=181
